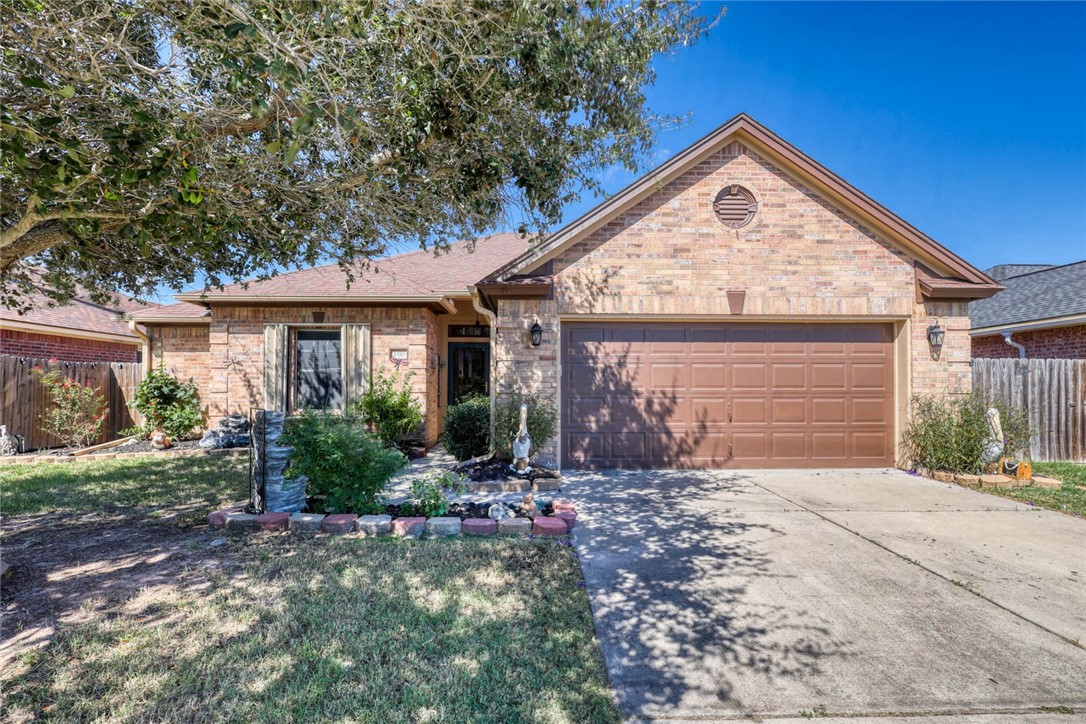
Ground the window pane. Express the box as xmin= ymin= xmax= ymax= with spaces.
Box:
xmin=295 ymin=330 xmax=343 ymax=410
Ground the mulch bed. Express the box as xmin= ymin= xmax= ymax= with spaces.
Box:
xmin=12 ymin=438 xmax=212 ymax=458
xmin=300 ymin=498 xmax=556 ymax=522
xmin=461 ymin=458 xmax=560 ymax=483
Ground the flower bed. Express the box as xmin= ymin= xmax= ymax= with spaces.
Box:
xmin=209 ymin=498 xmax=579 ymax=539
xmin=452 ymin=457 xmax=562 ymax=493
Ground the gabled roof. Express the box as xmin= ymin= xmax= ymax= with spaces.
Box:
xmin=169 ymin=232 xmax=530 ymax=307
xmin=1 ymin=284 xmax=156 ymax=341
xmin=970 ymin=261 xmax=1086 ymax=332
xmin=483 ymin=113 xmax=999 ymax=300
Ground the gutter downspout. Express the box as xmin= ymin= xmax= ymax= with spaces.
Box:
xmin=128 ymin=320 xmax=151 ymax=379
xmin=1002 ymin=331 xmax=1027 ymax=360
xmin=470 ymin=286 xmax=499 ymax=453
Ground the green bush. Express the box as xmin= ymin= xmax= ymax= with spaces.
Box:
xmin=282 ymin=412 xmax=407 ymax=514
xmin=903 ymin=392 xmax=1031 ymax=474
xmin=407 ymin=471 xmax=466 ymax=517
xmin=441 ymin=396 xmax=491 ymax=461
xmin=493 ymin=392 xmax=558 ymax=461
xmin=350 ymin=368 xmax=424 ymax=447
xmin=32 ymin=365 xmax=108 ymax=448
xmin=130 ymin=367 xmax=204 ymax=440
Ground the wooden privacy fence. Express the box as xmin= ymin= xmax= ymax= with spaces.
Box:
xmin=973 ymin=358 xmax=1086 ymax=462
xmin=0 ymin=355 xmax=142 ymax=451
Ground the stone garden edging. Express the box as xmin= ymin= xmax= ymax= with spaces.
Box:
xmin=0 ymin=446 xmax=248 ymax=465
xmin=915 ymin=467 xmax=1063 ymax=490
xmin=208 ymin=499 xmax=579 ymax=539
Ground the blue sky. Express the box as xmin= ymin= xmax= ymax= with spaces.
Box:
xmin=560 ymin=1 xmax=1086 ymax=271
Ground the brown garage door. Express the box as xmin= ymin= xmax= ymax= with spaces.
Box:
xmin=561 ymin=322 xmax=894 ymax=469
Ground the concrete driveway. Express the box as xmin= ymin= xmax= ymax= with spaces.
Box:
xmin=565 ymin=469 xmax=1086 ymax=721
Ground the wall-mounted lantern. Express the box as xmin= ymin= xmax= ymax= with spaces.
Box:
xmin=927 ymin=322 xmax=945 ymax=359
xmin=529 ymin=322 xmax=543 ymax=347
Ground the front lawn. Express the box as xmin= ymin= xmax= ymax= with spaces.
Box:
xmin=979 ymin=462 xmax=1086 ymax=518
xmin=0 ymin=455 xmax=247 ymax=518
xmin=3 ymin=535 xmax=618 ymax=723
xmin=1 ymin=456 xmax=618 ymax=722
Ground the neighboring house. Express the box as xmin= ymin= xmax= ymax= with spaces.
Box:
xmin=130 ymin=113 xmax=1001 ymax=470
xmin=969 ymin=262 xmax=1086 ymax=359
xmin=0 ymin=285 xmax=154 ymax=363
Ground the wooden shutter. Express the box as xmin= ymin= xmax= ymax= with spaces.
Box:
xmin=341 ymin=323 xmax=371 ymax=409
xmin=263 ymin=324 xmax=289 ymax=411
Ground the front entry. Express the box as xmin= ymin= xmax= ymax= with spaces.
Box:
xmin=448 ymin=342 xmax=489 ymax=405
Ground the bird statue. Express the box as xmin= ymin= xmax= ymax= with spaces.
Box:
xmin=511 ymin=402 xmax=532 ymax=475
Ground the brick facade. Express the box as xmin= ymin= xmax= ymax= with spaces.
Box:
xmin=493 ymin=141 xmax=974 ymax=464
xmin=146 ymin=306 xmax=440 ymax=444
xmin=971 ymin=324 xmax=1086 ymax=359
xmin=1 ymin=329 xmax=139 ymax=363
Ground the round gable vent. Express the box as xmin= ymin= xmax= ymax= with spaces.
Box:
xmin=713 ymin=185 xmax=758 ymax=228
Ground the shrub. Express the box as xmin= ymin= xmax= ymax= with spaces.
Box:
xmin=493 ymin=392 xmax=558 ymax=461
xmin=351 ymin=368 xmax=424 ymax=447
xmin=441 ymin=395 xmax=491 ymax=461
xmin=407 ymin=471 xmax=466 ymax=518
xmin=281 ymin=412 xmax=407 ymax=514
xmin=130 ymin=367 xmax=204 ymax=440
xmin=32 ymin=364 xmax=108 ymax=448
xmin=903 ymin=392 xmax=1030 ymax=474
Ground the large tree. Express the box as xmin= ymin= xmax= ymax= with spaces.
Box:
xmin=1 ymin=1 xmax=714 ymax=310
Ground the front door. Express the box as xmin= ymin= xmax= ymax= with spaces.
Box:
xmin=448 ymin=343 xmax=489 ymax=405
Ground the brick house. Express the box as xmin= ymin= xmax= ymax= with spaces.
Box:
xmin=1 ymin=284 xmax=154 ymax=363
xmin=969 ymin=262 xmax=1086 ymax=359
xmin=130 ymin=114 xmax=1001 ymax=470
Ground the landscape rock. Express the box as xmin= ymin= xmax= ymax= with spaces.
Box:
xmin=289 ymin=513 xmax=325 ymax=532
xmin=208 ymin=503 xmax=245 ymax=527
xmin=488 ymin=503 xmax=515 ymax=521
xmin=932 ymin=470 xmax=955 ymax=483
xmin=532 ymin=478 xmax=561 ymax=492
xmin=322 ymin=514 xmax=358 ymax=535
xmin=224 ymin=512 xmax=257 ymax=531
xmin=554 ymin=510 xmax=577 ymax=530
xmin=551 ymin=498 xmax=576 ymax=513
xmin=426 ymin=517 xmax=462 ymax=537
xmin=209 ymin=538 xmax=227 ymax=547
xmin=954 ymin=473 xmax=981 ymax=485
xmin=532 ymin=516 xmax=568 ymax=536
xmin=255 ymin=512 xmax=290 ymax=532
xmin=392 ymin=517 xmax=426 ymax=537
xmin=980 ymin=474 xmax=1025 ymax=489
xmin=462 ymin=518 xmax=498 ymax=537
xmin=1031 ymin=475 xmax=1063 ymax=489
xmin=355 ymin=514 xmax=393 ymax=537
xmin=498 ymin=517 xmax=531 ymax=537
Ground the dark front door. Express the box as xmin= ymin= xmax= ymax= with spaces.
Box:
xmin=448 ymin=343 xmax=489 ymax=405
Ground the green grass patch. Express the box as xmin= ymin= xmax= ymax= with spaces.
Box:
xmin=977 ymin=462 xmax=1086 ymax=518
xmin=2 ymin=536 xmax=619 ymax=723
xmin=0 ymin=456 xmax=247 ymax=518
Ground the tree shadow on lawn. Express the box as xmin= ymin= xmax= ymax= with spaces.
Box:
xmin=2 ymin=536 xmax=621 ymax=723
xmin=569 ymin=469 xmax=851 ymax=717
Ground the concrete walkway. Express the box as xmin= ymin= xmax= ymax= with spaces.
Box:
xmin=564 ymin=468 xmax=1086 ymax=721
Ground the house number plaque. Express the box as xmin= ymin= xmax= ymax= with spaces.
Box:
xmin=390 ymin=349 xmax=409 ymax=363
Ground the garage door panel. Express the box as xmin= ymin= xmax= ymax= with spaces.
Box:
xmin=562 ymin=322 xmax=893 ymax=468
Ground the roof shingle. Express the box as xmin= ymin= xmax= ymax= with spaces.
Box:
xmin=970 ymin=261 xmax=1086 ymax=330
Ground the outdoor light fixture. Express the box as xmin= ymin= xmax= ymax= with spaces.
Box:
xmin=529 ymin=322 xmax=543 ymax=347
xmin=927 ymin=322 xmax=945 ymax=359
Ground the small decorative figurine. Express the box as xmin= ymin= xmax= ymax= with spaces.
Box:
xmin=510 ymin=403 xmax=532 ymax=475
xmin=150 ymin=430 xmax=171 ymax=450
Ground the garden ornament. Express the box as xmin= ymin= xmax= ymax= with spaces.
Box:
xmin=150 ymin=430 xmax=171 ymax=450
xmin=511 ymin=402 xmax=532 ymax=475
xmin=488 ymin=503 xmax=515 ymax=521
xmin=982 ymin=408 xmax=1004 ymax=463
xmin=0 ymin=425 xmax=21 ymax=456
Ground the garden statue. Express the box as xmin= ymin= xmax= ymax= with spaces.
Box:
xmin=982 ymin=408 xmax=1005 ymax=463
xmin=150 ymin=430 xmax=171 ymax=450
xmin=488 ymin=502 xmax=515 ymax=521
xmin=511 ymin=402 xmax=532 ymax=475
xmin=0 ymin=425 xmax=21 ymax=456
xmin=521 ymin=492 xmax=538 ymax=517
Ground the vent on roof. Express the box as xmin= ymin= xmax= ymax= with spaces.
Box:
xmin=713 ymin=185 xmax=758 ymax=229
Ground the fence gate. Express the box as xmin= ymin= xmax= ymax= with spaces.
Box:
xmin=972 ymin=358 xmax=1086 ymax=462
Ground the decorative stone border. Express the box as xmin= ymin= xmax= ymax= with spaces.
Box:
xmin=462 ymin=477 xmax=561 ymax=493
xmin=0 ymin=446 xmax=248 ymax=465
xmin=209 ymin=498 xmax=579 ymax=539
xmin=915 ymin=468 xmax=1062 ymax=490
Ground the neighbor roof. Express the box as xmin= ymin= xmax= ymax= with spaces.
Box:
xmin=484 ymin=113 xmax=999 ymax=299
xmin=1 ymin=285 xmax=156 ymax=341
xmin=970 ymin=261 xmax=1086 ymax=332
xmin=984 ymin=264 xmax=1056 ymax=281
xmin=169 ymin=232 xmax=531 ymax=306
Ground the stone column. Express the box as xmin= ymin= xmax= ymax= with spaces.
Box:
xmin=250 ymin=410 xmax=307 ymax=513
